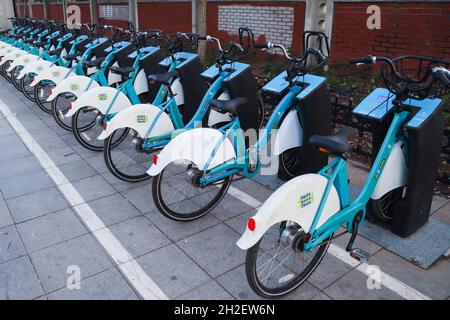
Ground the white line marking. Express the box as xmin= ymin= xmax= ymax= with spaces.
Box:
xmin=0 ymin=99 xmax=168 ymax=300
xmin=230 ymin=184 xmax=431 ymax=300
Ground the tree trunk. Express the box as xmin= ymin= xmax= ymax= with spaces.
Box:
xmin=196 ymin=0 xmax=207 ymax=61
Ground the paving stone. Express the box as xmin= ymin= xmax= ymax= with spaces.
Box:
xmin=430 ymin=196 xmax=449 ymax=213
xmin=216 ymin=265 xmax=325 ymax=300
xmin=224 ymin=210 xmax=254 ymax=234
xmin=109 ymin=216 xmax=170 ymax=258
xmin=101 ymin=170 xmax=151 ymax=193
xmin=136 ymin=244 xmax=210 ymax=299
xmin=0 ymin=120 xmax=13 ymax=137
xmin=0 ymin=195 xmax=13 ymax=228
xmin=36 ymin=135 xmax=71 ymax=153
xmin=369 ymin=249 xmax=450 ymax=300
xmin=82 ymin=193 xmax=142 ymax=227
xmin=0 ymin=155 xmax=42 ymax=180
xmin=177 ymin=280 xmax=234 ymax=300
xmin=122 ymin=184 xmax=157 ymax=213
xmin=432 ymin=202 xmax=450 ymax=225
xmin=17 ymin=209 xmax=88 ymax=253
xmin=69 ymin=175 xmax=117 ymax=203
xmin=56 ymin=159 xmax=97 ymax=182
xmin=0 ymin=256 xmax=44 ymax=300
xmin=192 ymin=193 xmax=253 ymax=222
xmin=324 ymin=268 xmax=403 ymax=300
xmin=28 ymin=127 xmax=59 ymax=141
xmin=30 ymin=234 xmax=113 ymax=293
xmin=146 ymin=206 xmax=221 ymax=242
xmin=0 ymin=170 xmax=54 ymax=199
xmin=7 ymin=187 xmax=69 ymax=223
xmin=0 ymin=135 xmax=30 ymax=162
xmin=232 ymin=178 xmax=272 ymax=204
xmin=308 ymin=251 xmax=355 ymax=290
xmin=177 ymin=224 xmax=245 ymax=277
xmin=0 ymin=225 xmax=26 ymax=264
xmin=45 ymin=147 xmax=82 ymax=166
xmin=48 ymin=268 xmax=139 ymax=300
xmin=83 ymin=153 xmax=111 ymax=174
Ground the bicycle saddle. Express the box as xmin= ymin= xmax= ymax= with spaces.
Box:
xmin=309 ymin=127 xmax=354 ymax=154
xmin=110 ymin=65 xmax=134 ymax=76
xmin=82 ymin=57 xmax=105 ymax=67
xmin=48 ymin=47 xmax=64 ymax=56
xmin=64 ymin=52 xmax=79 ymax=61
xmin=148 ymin=70 xmax=179 ymax=86
xmin=209 ymin=97 xmax=247 ymax=116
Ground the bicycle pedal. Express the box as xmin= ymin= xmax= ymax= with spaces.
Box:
xmin=349 ymin=248 xmax=369 ymax=262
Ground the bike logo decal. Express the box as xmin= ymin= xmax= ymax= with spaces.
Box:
xmin=297 ymin=192 xmax=314 ymax=208
xmin=52 ymin=71 xmax=60 ymax=77
xmin=136 ymin=115 xmax=148 ymax=123
xmin=71 ymin=84 xmax=79 ymax=91
xmin=98 ymin=93 xmax=108 ymax=101
xmin=37 ymin=66 xmax=43 ymax=71
xmin=24 ymin=59 xmax=29 ymax=63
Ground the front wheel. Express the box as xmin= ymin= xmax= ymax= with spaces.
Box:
xmin=51 ymin=93 xmax=78 ymax=131
xmin=34 ymin=81 xmax=54 ymax=114
xmin=245 ymin=221 xmax=331 ymax=299
xmin=152 ymin=161 xmax=232 ymax=221
xmin=279 ymin=146 xmax=304 ymax=179
xmin=2 ymin=60 xmax=13 ymax=83
xmin=21 ymin=73 xmax=36 ymax=102
xmin=104 ymin=128 xmax=156 ymax=183
xmin=11 ymin=66 xmax=22 ymax=91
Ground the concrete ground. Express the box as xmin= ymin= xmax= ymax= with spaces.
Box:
xmin=0 ymin=78 xmax=449 ymax=300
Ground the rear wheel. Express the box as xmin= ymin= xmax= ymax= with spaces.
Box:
xmin=152 ymin=161 xmax=232 ymax=221
xmin=368 ymin=187 xmax=405 ymax=222
xmin=34 ymin=81 xmax=54 ymax=114
xmin=245 ymin=221 xmax=331 ymax=299
xmin=2 ymin=60 xmax=13 ymax=83
xmin=51 ymin=93 xmax=77 ymax=131
xmin=21 ymin=73 xmax=36 ymax=102
xmin=11 ymin=66 xmax=22 ymax=91
xmin=104 ymin=128 xmax=155 ymax=182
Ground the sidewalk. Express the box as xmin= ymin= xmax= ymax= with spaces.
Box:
xmin=0 ymin=78 xmax=449 ymax=300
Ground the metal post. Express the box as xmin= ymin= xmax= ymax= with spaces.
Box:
xmin=192 ymin=0 xmax=197 ymax=33
xmin=62 ymin=0 xmax=67 ymax=23
xmin=27 ymin=0 xmax=33 ymax=18
xmin=89 ymin=0 xmax=98 ymax=24
xmin=128 ymin=0 xmax=138 ymax=30
xmin=43 ymin=0 xmax=49 ymax=20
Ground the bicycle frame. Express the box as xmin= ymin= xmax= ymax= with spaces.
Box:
xmin=302 ymin=110 xmax=410 ymax=251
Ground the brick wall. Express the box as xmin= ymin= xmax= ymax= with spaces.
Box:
xmin=332 ymin=2 xmax=450 ymax=62
xmin=138 ymin=2 xmax=192 ymax=33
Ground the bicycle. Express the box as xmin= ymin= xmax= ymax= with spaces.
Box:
xmin=148 ymin=31 xmax=331 ymax=221
xmin=235 ymin=55 xmax=450 ymax=298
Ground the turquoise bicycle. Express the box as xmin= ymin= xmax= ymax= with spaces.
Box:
xmin=235 ymin=55 xmax=450 ymax=298
xmin=148 ymin=31 xmax=331 ymax=221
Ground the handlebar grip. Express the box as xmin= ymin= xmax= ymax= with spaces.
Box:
xmin=434 ymin=69 xmax=450 ymax=88
xmin=349 ymin=55 xmax=375 ymax=65
xmin=254 ymin=43 xmax=268 ymax=49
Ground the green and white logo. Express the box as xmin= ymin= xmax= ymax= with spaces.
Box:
xmin=99 ymin=93 xmax=108 ymax=101
xmin=52 ymin=71 xmax=60 ymax=77
xmin=136 ymin=115 xmax=148 ymax=123
xmin=71 ymin=84 xmax=79 ymax=91
xmin=297 ymin=192 xmax=314 ymax=208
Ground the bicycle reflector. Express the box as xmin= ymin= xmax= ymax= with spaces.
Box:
xmin=153 ymin=154 xmax=158 ymax=165
xmin=248 ymin=218 xmax=256 ymax=231
xmin=69 ymin=102 xmax=72 ymax=109
xmin=102 ymin=122 xmax=107 ymax=130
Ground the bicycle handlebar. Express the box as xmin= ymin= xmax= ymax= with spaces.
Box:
xmin=433 ymin=67 xmax=450 ymax=88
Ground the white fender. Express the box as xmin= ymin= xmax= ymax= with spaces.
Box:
xmin=47 ymin=75 xmax=100 ymax=101
xmin=236 ymin=173 xmax=341 ymax=250
xmin=97 ymin=103 xmax=174 ymax=140
xmin=273 ymin=109 xmax=303 ymax=155
xmin=0 ymin=48 xmax=24 ymax=65
xmin=208 ymin=92 xmax=232 ymax=127
xmin=66 ymin=86 xmax=132 ymax=118
xmin=0 ymin=43 xmax=10 ymax=50
xmin=0 ymin=46 xmax=18 ymax=58
xmin=7 ymin=53 xmax=38 ymax=71
xmin=147 ymin=127 xmax=236 ymax=176
xmin=108 ymin=62 xmax=122 ymax=85
xmin=17 ymin=59 xmax=52 ymax=79
xmin=30 ymin=65 xmax=74 ymax=87
xmin=371 ymin=140 xmax=408 ymax=200
xmin=133 ymin=69 xmax=148 ymax=96
xmin=171 ymin=78 xmax=184 ymax=106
